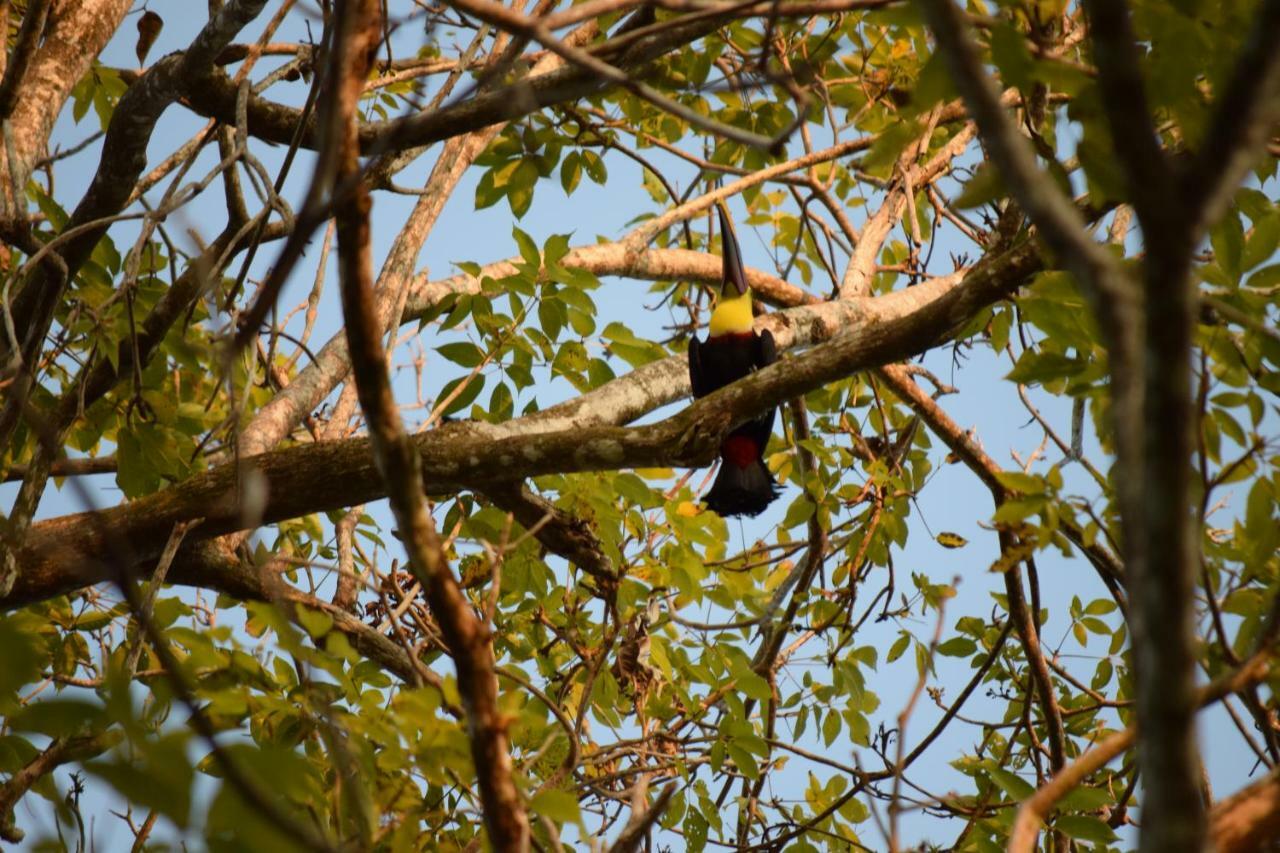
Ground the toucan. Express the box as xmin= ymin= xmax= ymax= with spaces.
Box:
xmin=687 ymin=203 xmax=781 ymax=518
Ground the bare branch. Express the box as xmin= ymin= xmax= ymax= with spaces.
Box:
xmin=608 ymin=781 xmax=678 ymax=853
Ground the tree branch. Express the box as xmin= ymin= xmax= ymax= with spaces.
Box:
xmin=1009 ymin=641 xmax=1278 ymax=852
xmin=0 ymin=0 xmax=52 ymax=121
xmin=484 ymin=483 xmax=617 ymax=584
xmin=917 ymin=0 xmax=1126 ymax=310
xmin=0 ymin=730 xmax=122 ymax=844
xmin=1211 ymin=766 xmax=1280 ymax=853
xmin=4 ymin=235 xmax=1044 ymax=611
xmin=0 ymin=0 xmax=271 ymax=596
xmin=330 ymin=1 xmax=526 ymax=846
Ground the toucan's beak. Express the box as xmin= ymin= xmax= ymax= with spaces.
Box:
xmin=717 ymin=202 xmax=749 ymax=297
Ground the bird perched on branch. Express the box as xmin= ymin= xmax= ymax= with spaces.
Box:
xmin=687 ymin=203 xmax=781 ymax=518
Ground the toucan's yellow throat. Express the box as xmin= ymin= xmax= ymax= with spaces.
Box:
xmin=709 ymin=287 xmax=754 ymax=336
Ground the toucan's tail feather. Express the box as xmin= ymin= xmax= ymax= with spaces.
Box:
xmin=704 ymin=458 xmax=781 ymax=518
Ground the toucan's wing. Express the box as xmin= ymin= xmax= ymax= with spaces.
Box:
xmin=743 ymin=328 xmax=779 ymax=444
xmin=688 ymin=335 xmax=707 ymax=398
xmin=755 ymin=329 xmax=777 ymax=369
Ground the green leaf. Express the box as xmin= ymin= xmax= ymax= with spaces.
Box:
xmin=1244 ymin=212 xmax=1280 ymax=271
xmin=935 ymin=531 xmax=968 ymax=549
xmin=1059 ymin=784 xmax=1115 ymax=812
xmin=994 ymin=473 xmax=1048 ymax=498
xmin=538 ymin=297 xmax=564 ymax=341
xmin=295 ymin=607 xmax=332 ymax=639
xmin=581 ymin=150 xmax=607 ymax=184
xmin=937 ymin=637 xmax=977 ymax=657
xmin=986 ymin=766 xmax=1035 ymax=801
xmin=911 ymin=52 xmax=956 ymax=111
xmin=726 ymin=742 xmax=760 ymax=780
xmin=781 ymin=496 xmax=815 ymax=529
xmin=952 ymin=163 xmax=1006 ymax=209
xmin=560 ymin=151 xmax=582 ymax=194
xmin=508 ymin=158 xmax=539 ymax=218
xmin=513 ymin=226 xmax=540 ymax=268
xmin=990 ymin=23 xmax=1033 ymax=91
xmin=543 ymin=232 xmax=571 ymax=266
xmin=1055 ymin=814 xmax=1118 ymax=844
xmin=474 ymin=168 xmax=503 ymax=210
xmin=489 ymin=381 xmax=514 ymax=420
xmin=887 ymin=632 xmax=910 ymax=663
xmin=862 ymin=120 xmax=921 ymax=176
xmin=87 ymin=735 xmax=193 ymax=827
xmin=530 ymin=789 xmax=581 ymax=825
xmin=0 ymin=618 xmax=44 ymax=703
xmin=436 ymin=341 xmax=484 ymax=368
xmin=436 ymin=374 xmax=486 ymax=417
xmin=736 ymin=670 xmax=772 ymax=703
xmin=821 ymin=709 xmax=841 ymax=746
xmin=1083 ymin=599 xmax=1117 ymax=616
xmin=1007 ymin=350 xmax=1087 ymax=385
xmin=72 ymin=610 xmax=118 ymax=632
xmin=9 ymin=700 xmax=105 ymax=737
xmin=1212 ymin=212 xmax=1245 ymax=282
xmin=1077 ymin=128 xmax=1127 ymax=203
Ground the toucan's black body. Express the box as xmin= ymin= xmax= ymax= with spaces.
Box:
xmin=688 ymin=205 xmax=782 ymax=518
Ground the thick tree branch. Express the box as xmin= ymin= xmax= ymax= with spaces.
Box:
xmin=179 ymin=10 xmax=735 ymax=155
xmin=0 ymin=0 xmax=131 ymax=215
xmin=446 ymin=0 xmax=786 ymax=150
xmin=1211 ymin=766 xmax=1280 ymax=853
xmin=1 ymin=455 xmax=117 ymax=482
xmin=171 ymin=2 xmax=892 ymax=156
xmin=4 ymin=236 xmax=1043 ymax=610
xmin=2 ymin=0 xmax=268 ymax=369
xmin=406 ymin=244 xmax=817 ymax=317
xmin=919 ymin=4 xmax=1214 ymax=849
xmin=0 ymin=0 xmax=52 ymax=121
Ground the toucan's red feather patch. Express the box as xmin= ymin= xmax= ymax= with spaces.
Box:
xmin=722 ymin=435 xmax=759 ymax=468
